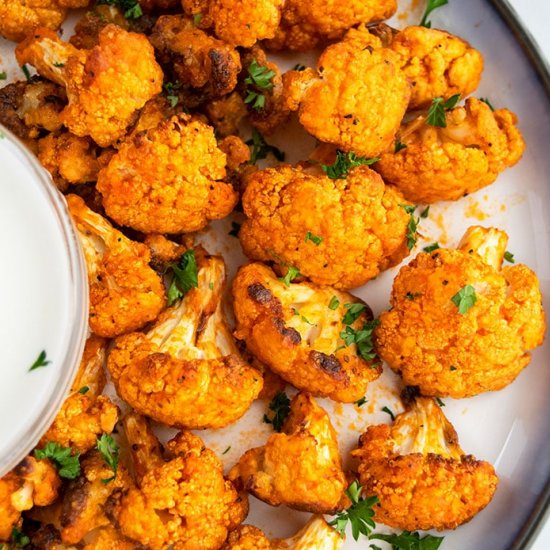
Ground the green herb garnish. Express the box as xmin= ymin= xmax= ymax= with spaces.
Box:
xmin=278 ymin=266 xmax=301 ymax=287
xmin=263 ymin=392 xmax=291 ymax=432
xmin=504 ymin=251 xmax=515 ymax=263
xmin=426 ymin=94 xmax=460 ymax=127
xmin=29 ymin=350 xmax=50 ymax=371
xmin=97 ymin=433 xmax=119 ymax=483
xmin=193 ymin=13 xmax=203 ymax=26
xmin=340 ymin=319 xmax=379 ymax=362
xmin=11 ymin=528 xmax=30 ymax=547
xmin=329 ymin=296 xmax=340 ymax=310
xmin=222 ymin=446 xmax=231 ymax=455
xmin=342 ymin=303 xmax=368 ymax=325
xmin=400 ymin=204 xmax=419 ymax=250
xmin=246 ymin=128 xmax=285 ymax=164
xmin=21 ymin=65 xmax=31 ymax=80
xmin=321 ymin=150 xmax=379 ymax=179
xmin=293 ymin=64 xmax=306 ymax=71
xmin=371 ymin=530 xmax=444 ymax=549
xmin=244 ymin=59 xmax=276 ymax=111
xmin=0 ymin=71 xmax=6 ymax=80
xmin=382 ymin=406 xmax=395 ymax=420
xmin=305 ymin=231 xmax=323 ymax=245
xmin=34 ymin=442 xmax=80 ymax=479
xmin=355 ymin=396 xmax=367 ymax=407
xmin=451 ymin=284 xmax=477 ymax=314
xmin=79 ymin=386 xmax=90 ymax=394
xmin=435 ymin=397 xmax=445 ymax=407
xmin=163 ymin=81 xmax=181 ymax=108
xmin=98 ymin=0 xmax=143 ymax=19
xmin=480 ymin=97 xmax=495 ymax=111
xmin=419 ymin=0 xmax=449 ymax=28
xmin=423 ymin=242 xmax=440 ymax=253
xmin=167 ymin=250 xmax=199 ymax=306
xmin=395 ymin=139 xmax=407 ymax=153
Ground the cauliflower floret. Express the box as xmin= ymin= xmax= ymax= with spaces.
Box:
xmin=239 ymin=164 xmax=411 ymax=289
xmin=108 ymin=250 xmax=263 ymax=429
xmin=230 ymin=393 xmax=347 ymax=513
xmin=69 ymin=5 xmax=129 ymax=50
xmin=67 ymin=194 xmax=166 ymax=338
xmin=96 ymin=114 xmax=238 ymax=234
xmin=375 ymin=226 xmax=546 ymax=397
xmin=204 ymin=92 xmax=247 ymax=137
xmin=182 ymin=0 xmax=283 ymax=48
xmin=283 ymin=38 xmax=410 ymax=157
xmin=233 ymin=263 xmax=382 ymax=401
xmin=115 ymin=413 xmax=248 ymax=550
xmin=82 ymin=526 xmax=137 ymax=550
xmin=265 ymin=0 xmax=396 ymax=51
xmin=39 ymin=336 xmax=118 ymax=454
xmin=375 ymin=97 xmax=525 ymax=203
xmin=352 ymin=394 xmax=499 ymax=530
xmin=150 ymin=15 xmax=241 ymax=99
xmin=224 ymin=516 xmax=342 ymax=549
xmin=16 ymin=25 xmax=163 ymax=146
xmin=0 ymin=456 xmax=60 ymax=541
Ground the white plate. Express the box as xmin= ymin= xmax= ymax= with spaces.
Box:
xmin=1 ymin=1 xmax=549 ymax=548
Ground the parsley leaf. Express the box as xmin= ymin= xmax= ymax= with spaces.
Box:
xmin=263 ymin=392 xmax=291 ymax=432
xmin=21 ymin=65 xmax=31 ymax=81
xmin=406 ymin=292 xmax=422 ymax=300
xmin=222 ymin=446 xmax=231 ymax=454
xmin=480 ymin=97 xmax=495 ymax=111
xmin=11 ymin=527 xmax=30 ymax=547
xmin=435 ymin=397 xmax=445 ymax=407
xmin=355 ymin=396 xmax=367 ymax=407
xmin=305 ymin=231 xmax=323 ymax=245
xmin=293 ymin=64 xmax=306 ymax=71
xmin=420 ymin=206 xmax=430 ymax=218
xmin=98 ymin=0 xmax=143 ymax=19
xmin=229 ymin=221 xmax=241 ymax=237
xmin=329 ymin=296 xmax=340 ymax=310
xmin=244 ymin=60 xmax=276 ymax=111
xmin=340 ymin=319 xmax=379 ymax=362
xmin=400 ymin=204 xmax=419 ymax=250
xmin=167 ymin=250 xmax=199 ymax=306
xmin=163 ymin=81 xmax=181 ymax=108
xmin=193 ymin=13 xmax=203 ymax=26
xmin=395 ymin=139 xmax=407 ymax=153
xmin=423 ymin=242 xmax=440 ymax=253
xmin=278 ymin=266 xmax=301 ymax=286
xmin=504 ymin=250 xmax=515 ymax=263
xmin=426 ymin=94 xmax=460 ymax=127
xmin=0 ymin=71 xmax=6 ymax=80
xmin=321 ymin=150 xmax=379 ymax=179
xmin=419 ymin=0 xmax=449 ymax=28
xmin=246 ymin=128 xmax=285 ymax=164
xmin=34 ymin=442 xmax=80 ymax=479
xmin=382 ymin=406 xmax=395 ymax=420
xmin=328 ymin=480 xmax=378 ymax=540
xmin=97 ymin=433 xmax=119 ymax=483
xmin=29 ymin=350 xmax=50 ymax=371
xmin=371 ymin=530 xmax=444 ymax=549
xmin=451 ymin=284 xmax=477 ymax=315
xmin=342 ymin=303 xmax=368 ymax=325
xmin=53 ymin=62 xmax=64 ymax=68
xmin=79 ymin=386 xmax=90 ymax=394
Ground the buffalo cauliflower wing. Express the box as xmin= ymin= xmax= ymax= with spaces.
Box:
xmin=230 ymin=393 xmax=346 ymax=513
xmin=239 ymin=164 xmax=411 ymax=289
xmin=96 ymin=114 xmax=238 ymax=234
xmin=233 ymin=263 xmax=381 ymax=401
xmin=0 ymin=456 xmax=60 ymax=541
xmin=375 ymin=226 xmax=546 ymax=397
xmin=39 ymin=336 xmax=118 ymax=454
xmin=283 ymin=37 xmax=410 ymax=158
xmin=115 ymin=413 xmax=248 ymax=550
xmin=16 ymin=25 xmax=163 ymax=146
xmin=67 ymin=194 xmax=166 ymax=338
xmin=375 ymin=97 xmax=525 ymax=203
xmin=352 ymin=394 xmax=498 ymax=530
xmin=266 ymin=0 xmax=396 ymax=51
xmin=108 ymin=250 xmax=263 ymax=429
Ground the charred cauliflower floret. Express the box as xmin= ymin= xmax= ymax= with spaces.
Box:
xmin=150 ymin=15 xmax=241 ymax=99
xmin=239 ymin=164 xmax=411 ymax=289
xmin=39 ymin=336 xmax=118 ymax=454
xmin=69 ymin=5 xmax=129 ymax=50
xmin=16 ymin=25 xmax=163 ymax=146
xmin=352 ymin=394 xmax=499 ymax=530
xmin=0 ymin=456 xmax=60 ymax=541
xmin=182 ymin=0 xmax=283 ymax=48
xmin=204 ymin=92 xmax=247 ymax=137
xmin=283 ymin=37 xmax=409 ymax=157
xmin=230 ymin=393 xmax=346 ymax=513
xmin=375 ymin=97 xmax=525 ymax=203
xmin=266 ymin=0 xmax=396 ymax=51
xmin=375 ymin=226 xmax=546 ymax=397
xmin=108 ymin=250 xmax=263 ymax=429
xmin=233 ymin=263 xmax=381 ymax=401
xmin=67 ymin=194 xmax=165 ymax=338
xmin=96 ymin=114 xmax=238 ymax=234
xmin=116 ymin=413 xmax=248 ymax=550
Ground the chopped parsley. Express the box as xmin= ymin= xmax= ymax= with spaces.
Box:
xmin=222 ymin=446 xmax=231 ymax=455
xmin=305 ymin=231 xmax=323 ymax=245
xmin=97 ymin=433 xmax=119 ymax=483
xmin=480 ymin=97 xmax=495 ymax=111
xmin=406 ymin=292 xmax=422 ymax=301
xmin=340 ymin=319 xmax=379 ymax=362
xmin=29 ymin=350 xmax=50 ymax=371
xmin=167 ymin=250 xmax=199 ymax=306
xmin=79 ymin=386 xmax=90 ymax=394
xmin=53 ymin=62 xmax=64 ymax=68
xmin=371 ymin=530 xmax=444 ymax=549
xmin=244 ymin=59 xmax=276 ymax=111
xmin=11 ymin=527 xmax=30 ymax=547
xmin=98 ymin=0 xmax=143 ymax=19
xmin=229 ymin=221 xmax=241 ymax=237
xmin=21 ymin=64 xmax=31 ymax=81
xmin=435 ymin=397 xmax=445 ymax=407
xmin=426 ymin=94 xmax=461 ymax=127
xmin=423 ymin=242 xmax=441 ymax=253
xmin=354 ymin=396 xmax=367 ymax=407
xmin=451 ymin=284 xmax=477 ymax=315
xmin=263 ymin=392 xmax=291 ymax=432
xmin=0 ymin=71 xmax=6 ymax=80
xmin=321 ymin=150 xmax=379 ymax=179
xmin=400 ymin=204 xmax=420 ymax=250
xmin=278 ymin=266 xmax=301 ymax=286
xmin=342 ymin=303 xmax=368 ymax=325
xmin=293 ymin=64 xmax=306 ymax=71
xmin=329 ymin=296 xmax=340 ymax=310
xmin=34 ymin=442 xmax=80 ymax=479
xmin=246 ymin=128 xmax=285 ymax=164
xmin=504 ymin=250 xmax=515 ymax=263
xmin=419 ymin=0 xmax=449 ymax=28
xmin=395 ymin=139 xmax=408 ymax=153
xmin=193 ymin=13 xmax=203 ymax=26
xmin=163 ymin=81 xmax=181 ymax=108
xmin=420 ymin=206 xmax=430 ymax=219
xmin=328 ymin=480 xmax=378 ymax=540
xmin=450 ymin=365 xmax=457 ymax=371
xmin=381 ymin=406 xmax=395 ymax=420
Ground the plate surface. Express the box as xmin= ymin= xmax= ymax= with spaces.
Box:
xmin=1 ymin=1 xmax=549 ymax=548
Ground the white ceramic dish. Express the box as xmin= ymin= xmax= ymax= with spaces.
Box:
xmin=1 ymin=0 xmax=549 ymax=548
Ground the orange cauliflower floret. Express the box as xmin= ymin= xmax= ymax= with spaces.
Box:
xmin=375 ymin=97 xmax=525 ymax=203
xmin=67 ymin=194 xmax=166 ymax=338
xmin=352 ymin=393 xmax=499 ymax=530
xmin=230 ymin=393 xmax=347 ymax=513
xmin=266 ymin=0 xmax=396 ymax=51
xmin=375 ymin=226 xmax=546 ymax=397
xmin=97 ymin=114 xmax=238 ymax=234
xmin=16 ymin=25 xmax=163 ymax=146
xmin=116 ymin=413 xmax=248 ymax=550
xmin=0 ymin=456 xmax=60 ymax=541
xmin=233 ymin=263 xmax=381 ymax=401
xmin=108 ymin=250 xmax=263 ymax=429
xmin=239 ymin=164 xmax=411 ymax=289
xmin=283 ymin=38 xmax=410 ymax=157
xmin=182 ymin=0 xmax=283 ymax=48
xmin=39 ymin=336 xmax=118 ymax=454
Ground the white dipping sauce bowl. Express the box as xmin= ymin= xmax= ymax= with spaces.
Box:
xmin=0 ymin=125 xmax=88 ymax=477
